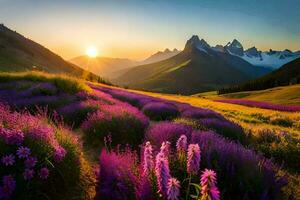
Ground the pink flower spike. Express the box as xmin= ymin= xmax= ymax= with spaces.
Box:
xmin=200 ymin=169 xmax=220 ymax=200
xmin=167 ymin=178 xmax=180 ymax=200
xmin=187 ymin=144 xmax=201 ymax=174
xmin=143 ymin=141 xmax=154 ymax=175
xmin=160 ymin=141 xmax=171 ymax=157
xmin=155 ymin=152 xmax=171 ymax=198
xmin=176 ymin=135 xmax=187 ymax=153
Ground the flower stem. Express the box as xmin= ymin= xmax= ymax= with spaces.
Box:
xmin=185 ymin=173 xmax=192 ymax=200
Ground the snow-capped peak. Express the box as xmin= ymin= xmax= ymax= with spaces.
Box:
xmin=184 ymin=35 xmax=210 ymax=53
xmin=184 ymin=35 xmax=300 ymax=68
xmin=225 ymin=39 xmax=244 ymax=56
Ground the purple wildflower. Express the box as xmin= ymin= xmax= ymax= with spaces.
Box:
xmin=0 ymin=175 xmax=16 ymax=199
xmin=155 ymin=152 xmax=171 ymax=198
xmin=0 ymin=128 xmax=24 ymax=145
xmin=176 ymin=135 xmax=187 ymax=153
xmin=53 ymin=146 xmax=66 ymax=162
xmin=16 ymin=146 xmax=31 ymax=159
xmin=143 ymin=141 xmax=154 ymax=175
xmin=142 ymin=102 xmax=179 ymax=120
xmin=23 ymin=169 xmax=34 ymax=180
xmin=39 ymin=167 xmax=49 ymax=179
xmin=187 ymin=144 xmax=201 ymax=174
xmin=145 ymin=122 xmax=192 ymax=147
xmin=24 ymin=156 xmax=38 ymax=168
xmin=167 ymin=178 xmax=180 ymax=200
xmin=1 ymin=155 xmax=15 ymax=166
xmin=200 ymin=169 xmax=220 ymax=200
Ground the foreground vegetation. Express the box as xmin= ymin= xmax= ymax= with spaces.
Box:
xmin=0 ymin=72 xmax=299 ymax=199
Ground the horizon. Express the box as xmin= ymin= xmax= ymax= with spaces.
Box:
xmin=1 ymin=0 xmax=300 ymax=60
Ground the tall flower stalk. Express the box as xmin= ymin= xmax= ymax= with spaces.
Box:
xmin=155 ymin=152 xmax=171 ymax=198
xmin=143 ymin=141 xmax=154 ymax=176
xmin=176 ymin=135 xmax=187 ymax=164
xmin=160 ymin=141 xmax=171 ymax=158
xmin=187 ymin=144 xmax=201 ymax=174
xmin=186 ymin=144 xmax=201 ymax=200
xmin=200 ymin=169 xmax=220 ymax=200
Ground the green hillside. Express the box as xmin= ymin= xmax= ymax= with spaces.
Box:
xmin=219 ymin=57 xmax=300 ymax=94
xmin=0 ymin=24 xmax=101 ymax=81
xmin=219 ymin=84 xmax=300 ymax=105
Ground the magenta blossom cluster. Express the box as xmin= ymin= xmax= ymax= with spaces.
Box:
xmin=167 ymin=178 xmax=180 ymax=200
xmin=200 ymin=169 xmax=220 ymax=200
xmin=0 ymin=104 xmax=66 ymax=199
xmin=82 ymin=103 xmax=149 ymax=130
xmin=0 ymin=104 xmax=66 ymax=162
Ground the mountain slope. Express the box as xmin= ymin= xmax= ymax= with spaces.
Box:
xmin=115 ymin=35 xmax=270 ymax=95
xmin=219 ymin=57 xmax=300 ymax=94
xmin=0 ymin=24 xmax=99 ymax=80
xmin=70 ymin=55 xmax=138 ymax=79
xmin=141 ymin=48 xmax=180 ymax=65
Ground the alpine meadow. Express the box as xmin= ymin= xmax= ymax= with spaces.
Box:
xmin=0 ymin=1 xmax=300 ymax=200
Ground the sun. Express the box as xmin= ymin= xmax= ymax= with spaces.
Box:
xmin=86 ymin=46 xmax=98 ymax=58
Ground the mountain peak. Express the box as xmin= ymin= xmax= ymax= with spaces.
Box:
xmin=228 ymin=39 xmax=243 ymax=49
xmin=185 ymin=35 xmax=210 ymax=51
xmin=225 ymin=39 xmax=244 ymax=56
xmin=164 ymin=48 xmax=171 ymax=53
xmin=245 ymin=46 xmax=261 ymax=58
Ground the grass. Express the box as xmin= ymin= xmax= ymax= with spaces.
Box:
xmin=0 ymin=71 xmax=91 ymax=94
xmin=198 ymin=84 xmax=300 ymax=106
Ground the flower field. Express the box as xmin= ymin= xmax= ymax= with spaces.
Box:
xmin=0 ymin=72 xmax=299 ymax=199
xmin=214 ymin=99 xmax=300 ymax=112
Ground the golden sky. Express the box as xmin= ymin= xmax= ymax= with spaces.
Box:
xmin=2 ymin=0 xmax=299 ymax=60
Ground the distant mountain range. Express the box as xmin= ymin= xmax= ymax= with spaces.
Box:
xmin=142 ymin=48 xmax=180 ymax=65
xmin=70 ymin=56 xmax=139 ymax=79
xmin=70 ymin=48 xmax=180 ymax=79
xmin=0 ymin=24 xmax=100 ymax=80
xmin=114 ymin=35 xmax=272 ymax=94
xmin=219 ymin=57 xmax=300 ymax=94
xmin=225 ymin=39 xmax=300 ymax=69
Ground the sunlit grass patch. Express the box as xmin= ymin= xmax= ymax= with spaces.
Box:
xmin=0 ymin=71 xmax=91 ymax=94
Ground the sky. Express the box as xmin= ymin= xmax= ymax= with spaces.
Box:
xmin=0 ymin=0 xmax=299 ymax=60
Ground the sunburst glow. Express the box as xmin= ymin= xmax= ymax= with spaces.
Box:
xmin=86 ymin=46 xmax=98 ymax=58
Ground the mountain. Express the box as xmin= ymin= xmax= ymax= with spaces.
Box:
xmin=219 ymin=57 xmax=300 ymax=94
xmin=225 ymin=39 xmax=300 ymax=68
xmin=0 ymin=24 xmax=100 ymax=80
xmin=70 ymin=56 xmax=138 ymax=79
xmin=115 ymin=35 xmax=271 ymax=95
xmin=141 ymin=48 xmax=180 ymax=65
